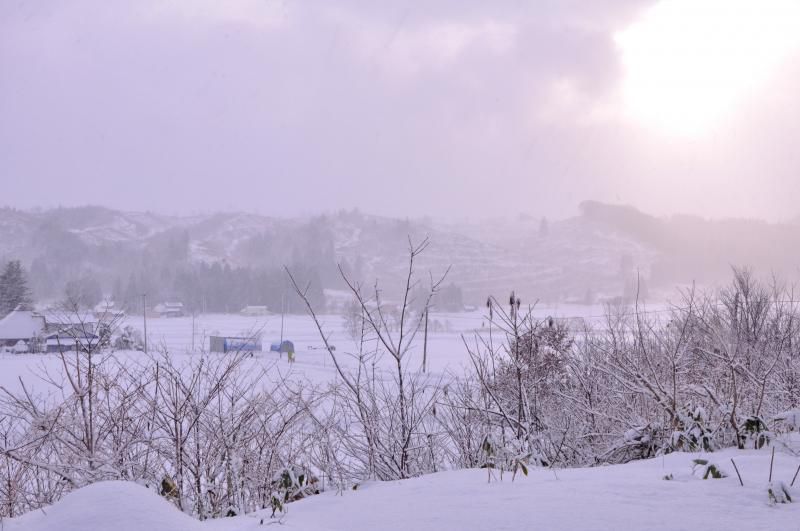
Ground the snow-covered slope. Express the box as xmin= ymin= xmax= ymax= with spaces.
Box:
xmin=0 ymin=206 xmax=665 ymax=303
xmin=8 ymin=203 xmax=799 ymax=304
xmin=4 ymin=481 xmax=202 ymax=531
xmin=5 ymin=448 xmax=799 ymax=531
xmin=276 ymin=448 xmax=799 ymax=531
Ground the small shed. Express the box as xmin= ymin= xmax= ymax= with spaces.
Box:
xmin=209 ymin=336 xmax=262 ymax=353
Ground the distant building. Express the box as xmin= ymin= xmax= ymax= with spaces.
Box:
xmin=0 ymin=308 xmax=47 ymax=351
xmin=94 ymin=300 xmax=126 ymax=323
xmin=40 ymin=309 xmax=97 ymax=334
xmin=40 ymin=310 xmax=103 ymax=353
xmin=0 ymin=307 xmax=105 ymax=354
xmin=44 ymin=328 xmax=101 ymax=353
xmin=209 ymin=336 xmax=262 ymax=353
xmin=240 ymin=305 xmax=270 ymax=316
xmin=153 ymin=302 xmax=185 ymax=318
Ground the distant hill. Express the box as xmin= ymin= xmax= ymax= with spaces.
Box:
xmin=1 ymin=204 xmax=798 ymax=307
xmin=577 ymin=200 xmax=800 ymax=286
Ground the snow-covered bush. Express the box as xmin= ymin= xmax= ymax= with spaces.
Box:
xmin=691 ymin=459 xmax=726 ymax=480
xmin=741 ymin=415 xmax=771 ymax=449
xmin=767 ymin=481 xmax=793 ymax=504
xmin=0 ymin=314 xmax=316 ymax=520
xmin=609 ymin=425 xmax=666 ymax=462
xmin=112 ymin=325 xmax=144 ymax=351
xmin=479 ymin=435 xmax=530 ymax=482
xmin=773 ymin=410 xmax=800 ymax=433
xmin=269 ymin=466 xmax=319 ymax=517
xmin=671 ymin=405 xmax=714 ymax=452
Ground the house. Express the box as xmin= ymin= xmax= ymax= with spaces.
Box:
xmin=152 ymin=302 xmax=185 ymax=318
xmin=0 ymin=307 xmax=107 ymax=354
xmin=240 ymin=305 xmax=270 ymax=316
xmin=44 ymin=328 xmax=101 ymax=353
xmin=40 ymin=309 xmax=97 ymax=334
xmin=40 ymin=308 xmax=107 ymax=350
xmin=0 ymin=308 xmax=47 ymax=351
xmin=94 ymin=300 xmax=126 ymax=323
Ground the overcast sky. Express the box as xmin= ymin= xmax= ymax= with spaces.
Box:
xmin=2 ymin=0 xmax=800 ymax=220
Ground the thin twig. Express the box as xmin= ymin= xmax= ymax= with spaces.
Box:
xmin=769 ymin=446 xmax=775 ymax=482
xmin=730 ymin=458 xmax=743 ymax=487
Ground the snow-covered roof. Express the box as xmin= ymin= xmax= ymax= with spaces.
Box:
xmin=0 ymin=309 xmax=46 ymax=340
xmin=40 ymin=309 xmax=97 ymax=329
xmin=153 ymin=302 xmax=184 ymax=313
xmin=94 ymin=300 xmax=116 ymax=313
xmin=46 ymin=334 xmax=99 ymax=345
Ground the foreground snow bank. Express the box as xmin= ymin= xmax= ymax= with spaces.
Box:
xmin=5 ymin=448 xmax=799 ymax=531
xmin=3 ymin=481 xmax=202 ymax=531
xmin=278 ymin=448 xmax=799 ymax=531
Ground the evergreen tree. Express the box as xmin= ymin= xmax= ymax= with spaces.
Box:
xmin=0 ymin=260 xmax=34 ymax=316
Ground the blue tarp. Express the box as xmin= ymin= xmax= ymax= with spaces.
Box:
xmin=269 ymin=340 xmax=295 ymax=353
xmin=224 ymin=338 xmax=261 ymax=352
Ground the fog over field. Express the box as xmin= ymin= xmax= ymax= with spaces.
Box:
xmin=2 ymin=1 xmax=800 ymax=530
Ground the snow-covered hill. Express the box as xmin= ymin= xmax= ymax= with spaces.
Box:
xmin=6 ymin=202 xmax=800 ymax=304
xmin=5 ymin=448 xmax=798 ymax=531
xmin=0 ymin=205 xmax=663 ymax=304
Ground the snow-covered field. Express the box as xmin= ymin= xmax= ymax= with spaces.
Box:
xmin=0 ymin=305 xmax=615 ymax=391
xmin=0 ymin=311 xmax=481 ymax=393
xmin=4 ymin=447 xmax=799 ymax=531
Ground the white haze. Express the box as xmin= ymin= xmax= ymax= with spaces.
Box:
xmin=2 ymin=0 xmax=800 ymax=220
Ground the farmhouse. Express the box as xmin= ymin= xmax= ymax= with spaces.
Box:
xmin=94 ymin=300 xmax=126 ymax=323
xmin=152 ymin=302 xmax=185 ymax=318
xmin=43 ymin=328 xmax=101 ymax=353
xmin=0 ymin=308 xmax=47 ymax=352
xmin=0 ymin=307 xmax=106 ymax=353
xmin=240 ymin=305 xmax=270 ymax=316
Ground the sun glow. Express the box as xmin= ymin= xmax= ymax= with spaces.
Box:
xmin=615 ymin=0 xmax=800 ymax=138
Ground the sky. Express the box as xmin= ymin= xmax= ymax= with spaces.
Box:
xmin=1 ymin=0 xmax=800 ymax=220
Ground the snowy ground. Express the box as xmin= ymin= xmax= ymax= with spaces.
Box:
xmin=0 ymin=311 xmax=477 ymax=394
xmin=0 ymin=305 xmax=616 ymax=393
xmin=5 ymin=447 xmax=799 ymax=531
xmin=132 ymin=302 xmax=629 ymax=357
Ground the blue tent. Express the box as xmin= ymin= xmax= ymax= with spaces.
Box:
xmin=270 ymin=340 xmax=295 ymax=353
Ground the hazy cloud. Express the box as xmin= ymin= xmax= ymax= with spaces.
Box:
xmin=1 ymin=0 xmax=799 ymax=220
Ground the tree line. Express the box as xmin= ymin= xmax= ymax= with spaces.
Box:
xmin=0 ymin=258 xmax=327 ymax=316
xmin=112 ymin=262 xmax=326 ymax=314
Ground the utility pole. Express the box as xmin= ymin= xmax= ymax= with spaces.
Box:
xmin=191 ymin=312 xmax=195 ymax=352
xmin=142 ymin=293 xmax=148 ymax=355
xmin=280 ymin=289 xmax=286 ymax=345
xmin=422 ymin=307 xmax=429 ymax=373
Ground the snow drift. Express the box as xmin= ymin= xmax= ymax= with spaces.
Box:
xmin=3 ymin=481 xmax=202 ymax=531
xmin=4 ymin=448 xmax=799 ymax=531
